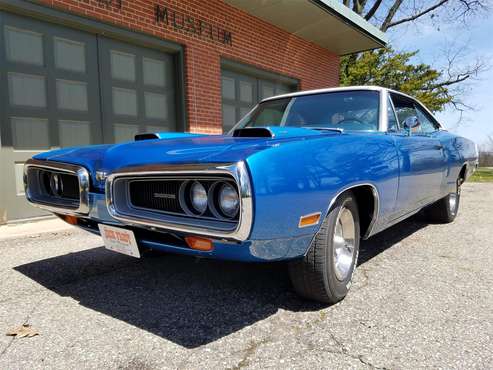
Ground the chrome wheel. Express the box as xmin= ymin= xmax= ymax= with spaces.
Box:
xmin=449 ymin=192 xmax=458 ymax=214
xmin=332 ymin=207 xmax=356 ymax=281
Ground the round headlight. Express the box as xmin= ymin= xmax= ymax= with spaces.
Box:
xmin=218 ymin=183 xmax=239 ymax=218
xmin=190 ymin=181 xmax=208 ymax=214
xmin=49 ymin=173 xmax=63 ymax=196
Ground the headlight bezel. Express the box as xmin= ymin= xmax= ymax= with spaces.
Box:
xmin=189 ymin=181 xmax=208 ymax=215
xmin=217 ymin=182 xmax=240 ymax=218
xmin=207 ymin=180 xmax=240 ymax=220
xmin=24 ymin=159 xmax=90 ymax=215
xmin=178 ymin=179 xmax=240 ymax=220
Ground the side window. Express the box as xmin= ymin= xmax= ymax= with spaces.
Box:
xmin=391 ymin=93 xmax=439 ymax=134
xmin=391 ymin=93 xmax=415 ymax=128
xmin=414 ymin=105 xmax=438 ymax=133
xmin=387 ymin=97 xmax=399 ymax=131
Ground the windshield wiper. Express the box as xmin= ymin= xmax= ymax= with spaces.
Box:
xmin=304 ymin=127 xmax=344 ymax=133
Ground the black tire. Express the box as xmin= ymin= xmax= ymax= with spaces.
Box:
xmin=288 ymin=191 xmax=360 ymax=304
xmin=424 ymin=178 xmax=461 ymax=223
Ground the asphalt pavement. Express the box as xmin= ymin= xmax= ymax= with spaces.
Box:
xmin=0 ymin=183 xmax=491 ymax=369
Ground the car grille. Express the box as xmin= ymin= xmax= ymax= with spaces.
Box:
xmin=129 ymin=179 xmax=183 ymax=214
xmin=106 ymin=163 xmax=253 ymax=240
xmin=110 ymin=174 xmax=240 ymax=229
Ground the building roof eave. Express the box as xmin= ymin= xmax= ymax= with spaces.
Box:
xmin=224 ymin=0 xmax=388 ymax=55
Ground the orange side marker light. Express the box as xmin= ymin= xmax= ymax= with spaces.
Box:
xmin=61 ymin=215 xmax=79 ymax=225
xmin=185 ymin=236 xmax=214 ymax=251
xmin=299 ymin=212 xmax=321 ymax=228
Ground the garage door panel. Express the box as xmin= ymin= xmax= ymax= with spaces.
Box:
xmin=260 ymin=81 xmax=275 ymax=100
xmin=10 ymin=117 xmax=50 ymax=150
xmin=221 ymin=76 xmax=236 ymax=100
xmin=5 ymin=26 xmax=44 ymax=66
xmin=144 ymin=92 xmax=169 ymax=120
xmin=112 ymin=87 xmax=138 ymax=117
xmin=100 ymin=37 xmax=176 ymax=142
xmin=143 ymin=57 xmax=174 ymax=88
xmin=58 ymin=120 xmax=92 ymax=147
xmin=54 ymin=36 xmax=87 ymax=73
xmin=113 ymin=123 xmax=139 ymax=143
xmin=110 ymin=49 xmax=137 ymax=82
xmin=238 ymin=79 xmax=256 ymax=104
xmin=8 ymin=72 xmax=47 ymax=108
xmin=221 ymin=68 xmax=297 ymax=132
xmin=56 ymin=79 xmax=89 ymax=112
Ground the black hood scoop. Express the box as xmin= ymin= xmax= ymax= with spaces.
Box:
xmin=232 ymin=127 xmax=273 ymax=138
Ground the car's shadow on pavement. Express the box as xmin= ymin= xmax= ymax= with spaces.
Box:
xmin=14 ymin=217 xmax=427 ymax=348
xmin=358 ymin=216 xmax=427 ymax=266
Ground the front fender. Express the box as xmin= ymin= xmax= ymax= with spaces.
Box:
xmin=245 ymin=133 xmax=400 ymax=245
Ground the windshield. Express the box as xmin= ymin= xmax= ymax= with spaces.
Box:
xmin=235 ymin=90 xmax=380 ymax=131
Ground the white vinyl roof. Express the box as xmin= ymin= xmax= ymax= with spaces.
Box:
xmin=261 ymin=85 xmax=385 ymax=101
xmin=224 ymin=0 xmax=388 ymax=55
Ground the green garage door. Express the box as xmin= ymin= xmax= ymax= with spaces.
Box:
xmin=221 ymin=68 xmax=297 ymax=132
xmin=99 ymin=38 xmax=177 ymax=143
xmin=0 ymin=12 xmax=178 ymax=222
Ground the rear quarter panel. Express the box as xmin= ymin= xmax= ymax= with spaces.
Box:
xmin=245 ymin=132 xmax=400 ymax=240
xmin=437 ymin=131 xmax=478 ymax=192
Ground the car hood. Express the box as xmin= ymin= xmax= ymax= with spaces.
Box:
xmin=33 ymin=127 xmax=338 ymax=188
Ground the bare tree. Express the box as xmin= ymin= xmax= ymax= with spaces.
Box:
xmin=483 ymin=135 xmax=493 ymax=152
xmin=341 ymin=0 xmax=490 ymax=116
xmin=344 ymin=0 xmax=490 ymax=31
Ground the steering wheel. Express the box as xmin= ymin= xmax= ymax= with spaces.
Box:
xmin=336 ymin=118 xmax=367 ymax=127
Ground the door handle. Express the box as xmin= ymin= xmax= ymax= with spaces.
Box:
xmin=434 ymin=144 xmax=444 ymax=150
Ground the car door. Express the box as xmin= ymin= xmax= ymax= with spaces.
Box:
xmin=388 ymin=93 xmax=446 ymax=218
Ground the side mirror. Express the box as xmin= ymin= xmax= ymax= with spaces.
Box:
xmin=403 ymin=116 xmax=420 ymax=135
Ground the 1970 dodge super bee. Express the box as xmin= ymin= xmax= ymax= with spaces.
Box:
xmin=24 ymin=86 xmax=478 ymax=303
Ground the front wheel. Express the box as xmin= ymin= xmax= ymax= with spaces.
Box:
xmin=288 ymin=191 xmax=360 ymax=304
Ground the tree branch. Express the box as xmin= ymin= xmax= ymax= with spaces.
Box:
xmin=386 ymin=0 xmax=450 ymax=29
xmin=364 ymin=0 xmax=383 ymax=20
xmin=422 ymin=51 xmax=487 ymax=91
xmin=380 ymin=0 xmax=404 ymax=31
xmin=352 ymin=0 xmax=367 ymax=14
xmin=427 ymin=74 xmax=471 ymax=90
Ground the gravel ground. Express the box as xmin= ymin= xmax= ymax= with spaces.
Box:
xmin=0 ymin=183 xmax=491 ymax=369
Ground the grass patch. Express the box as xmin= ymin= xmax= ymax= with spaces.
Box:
xmin=469 ymin=167 xmax=493 ymax=182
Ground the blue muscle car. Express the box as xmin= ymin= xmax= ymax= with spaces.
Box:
xmin=24 ymin=86 xmax=478 ymax=303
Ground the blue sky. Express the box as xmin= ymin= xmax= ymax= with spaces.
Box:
xmin=386 ymin=10 xmax=493 ymax=147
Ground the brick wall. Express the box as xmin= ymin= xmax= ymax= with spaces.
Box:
xmin=39 ymin=0 xmax=340 ymax=133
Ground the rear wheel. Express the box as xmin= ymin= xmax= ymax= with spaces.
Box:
xmin=288 ymin=192 xmax=360 ymax=304
xmin=424 ymin=177 xmax=462 ymax=223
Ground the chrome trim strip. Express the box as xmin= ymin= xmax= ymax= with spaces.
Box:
xmin=105 ymin=162 xmax=253 ymax=241
xmin=325 ymin=183 xmax=380 ymax=240
xmin=24 ymin=158 xmax=90 ymax=215
xmin=379 ymin=89 xmax=388 ymax=132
